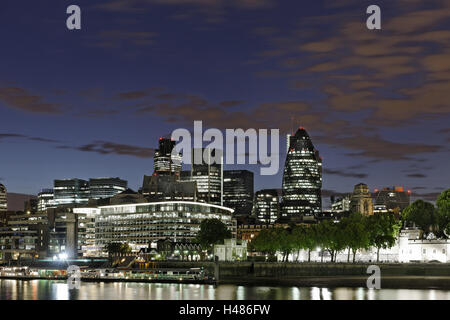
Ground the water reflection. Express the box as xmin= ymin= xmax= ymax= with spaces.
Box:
xmin=1 ymin=279 xmax=450 ymax=300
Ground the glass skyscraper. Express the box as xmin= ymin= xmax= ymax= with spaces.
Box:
xmin=223 ymin=170 xmax=254 ymax=217
xmin=0 ymin=184 xmax=7 ymax=213
xmin=281 ymin=127 xmax=322 ymax=222
xmin=254 ymin=189 xmax=279 ymax=224
xmin=191 ymin=148 xmax=223 ymax=206
xmin=153 ymin=137 xmax=182 ymax=176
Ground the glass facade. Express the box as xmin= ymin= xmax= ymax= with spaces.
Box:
xmin=153 ymin=138 xmax=182 ymax=176
xmin=281 ymin=128 xmax=322 ymax=221
xmin=37 ymin=189 xmax=57 ymax=212
xmin=190 ymin=148 xmax=223 ymax=206
xmin=223 ymin=170 xmax=254 ymax=217
xmin=0 ymin=184 xmax=6 ymax=214
xmin=253 ymin=189 xmax=279 ymax=224
xmin=89 ymin=177 xmax=127 ymax=199
xmin=54 ymin=179 xmax=90 ymax=206
xmin=95 ymin=201 xmax=234 ymax=250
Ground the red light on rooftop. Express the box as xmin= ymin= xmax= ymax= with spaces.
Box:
xmin=299 ymin=126 xmax=305 ymax=130
xmin=407 ymin=190 xmax=411 ymax=194
xmin=159 ymin=137 xmax=163 ymax=140
xmin=374 ymin=189 xmax=379 ymax=193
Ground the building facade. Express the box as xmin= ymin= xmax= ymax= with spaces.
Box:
xmin=54 ymin=179 xmax=90 ymax=206
xmin=89 ymin=177 xmax=128 ymax=199
xmin=374 ymin=186 xmax=411 ymax=213
xmin=190 ymin=148 xmax=223 ymax=206
xmin=153 ymin=137 xmax=182 ymax=176
xmin=95 ymin=201 xmax=234 ymax=252
xmin=37 ymin=189 xmax=57 ymax=212
xmin=350 ymin=183 xmax=374 ymax=216
xmin=223 ymin=170 xmax=254 ymax=217
xmin=0 ymin=184 xmax=7 ymax=213
xmin=253 ymin=189 xmax=279 ymax=224
xmin=281 ymin=128 xmax=322 ymax=222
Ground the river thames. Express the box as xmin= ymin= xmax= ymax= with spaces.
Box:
xmin=1 ymin=279 xmax=450 ymax=300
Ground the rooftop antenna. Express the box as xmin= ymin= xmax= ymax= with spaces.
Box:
xmin=290 ymin=116 xmax=294 ymax=135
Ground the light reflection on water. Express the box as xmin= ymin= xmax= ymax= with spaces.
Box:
xmin=1 ymin=279 xmax=450 ymax=300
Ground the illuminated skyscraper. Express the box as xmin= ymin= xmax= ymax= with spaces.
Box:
xmin=281 ymin=127 xmax=322 ymax=222
xmin=0 ymin=184 xmax=7 ymax=213
xmin=223 ymin=170 xmax=254 ymax=217
xmin=254 ymin=189 xmax=279 ymax=224
xmin=153 ymin=137 xmax=182 ymax=176
xmin=191 ymin=148 xmax=223 ymax=206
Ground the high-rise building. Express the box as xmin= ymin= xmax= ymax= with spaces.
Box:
xmin=223 ymin=170 xmax=254 ymax=217
xmin=141 ymin=174 xmax=197 ymax=202
xmin=350 ymin=183 xmax=374 ymax=216
xmin=191 ymin=148 xmax=223 ymax=206
xmin=0 ymin=184 xmax=7 ymax=213
xmin=374 ymin=186 xmax=411 ymax=212
xmin=253 ymin=189 xmax=279 ymax=224
xmin=281 ymin=127 xmax=322 ymax=222
xmin=38 ymin=189 xmax=57 ymax=212
xmin=89 ymin=177 xmax=127 ymax=199
xmin=153 ymin=137 xmax=182 ymax=176
xmin=54 ymin=179 xmax=90 ymax=206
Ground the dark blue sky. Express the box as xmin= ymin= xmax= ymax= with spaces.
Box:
xmin=0 ymin=0 xmax=449 ymax=206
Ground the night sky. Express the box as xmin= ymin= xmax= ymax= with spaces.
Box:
xmin=0 ymin=0 xmax=449 ymax=207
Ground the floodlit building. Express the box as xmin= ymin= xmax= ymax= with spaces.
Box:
xmin=281 ymin=127 xmax=322 ymax=222
xmin=253 ymin=189 xmax=279 ymax=224
xmin=214 ymin=239 xmax=247 ymax=262
xmin=223 ymin=170 xmax=254 ymax=217
xmin=95 ymin=201 xmax=234 ymax=252
xmin=350 ymin=183 xmax=374 ymax=216
xmin=141 ymin=174 xmax=197 ymax=202
xmin=0 ymin=184 xmax=7 ymax=214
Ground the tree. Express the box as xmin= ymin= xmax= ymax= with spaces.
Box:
xmin=104 ymin=242 xmax=132 ymax=260
xmin=316 ymin=220 xmax=346 ymax=263
xmin=340 ymin=213 xmax=370 ymax=263
xmin=436 ymin=189 xmax=450 ymax=237
xmin=291 ymin=225 xmax=318 ymax=262
xmin=195 ymin=219 xmax=232 ymax=257
xmin=368 ymin=213 xmax=400 ymax=262
xmin=403 ymin=200 xmax=437 ymax=234
xmin=250 ymin=228 xmax=278 ymax=258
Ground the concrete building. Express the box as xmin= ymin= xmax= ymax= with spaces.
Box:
xmin=374 ymin=186 xmax=411 ymax=213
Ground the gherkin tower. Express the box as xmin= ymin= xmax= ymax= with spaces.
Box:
xmin=281 ymin=127 xmax=322 ymax=222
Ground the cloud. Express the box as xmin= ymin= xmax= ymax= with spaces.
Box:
xmin=58 ymin=141 xmax=155 ymax=158
xmin=87 ymin=30 xmax=158 ymax=49
xmin=407 ymin=173 xmax=427 ymax=178
xmin=0 ymin=133 xmax=62 ymax=144
xmin=0 ymin=87 xmax=61 ymax=114
xmin=323 ymin=168 xmax=368 ymax=179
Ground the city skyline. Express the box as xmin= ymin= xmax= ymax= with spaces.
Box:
xmin=0 ymin=0 xmax=449 ymax=203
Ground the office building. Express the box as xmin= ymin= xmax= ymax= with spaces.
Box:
xmin=153 ymin=137 xmax=182 ymax=176
xmin=374 ymin=186 xmax=411 ymax=212
xmin=95 ymin=201 xmax=234 ymax=252
xmin=281 ymin=127 xmax=322 ymax=222
xmin=53 ymin=179 xmax=90 ymax=206
xmin=141 ymin=174 xmax=197 ymax=202
xmin=191 ymin=148 xmax=223 ymax=206
xmin=223 ymin=170 xmax=254 ymax=217
xmin=0 ymin=184 xmax=7 ymax=213
xmin=350 ymin=183 xmax=374 ymax=216
xmin=331 ymin=195 xmax=351 ymax=213
xmin=253 ymin=189 xmax=280 ymax=224
xmin=89 ymin=177 xmax=127 ymax=199
xmin=37 ymin=189 xmax=57 ymax=212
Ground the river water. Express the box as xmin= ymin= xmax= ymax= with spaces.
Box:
xmin=1 ymin=279 xmax=450 ymax=300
